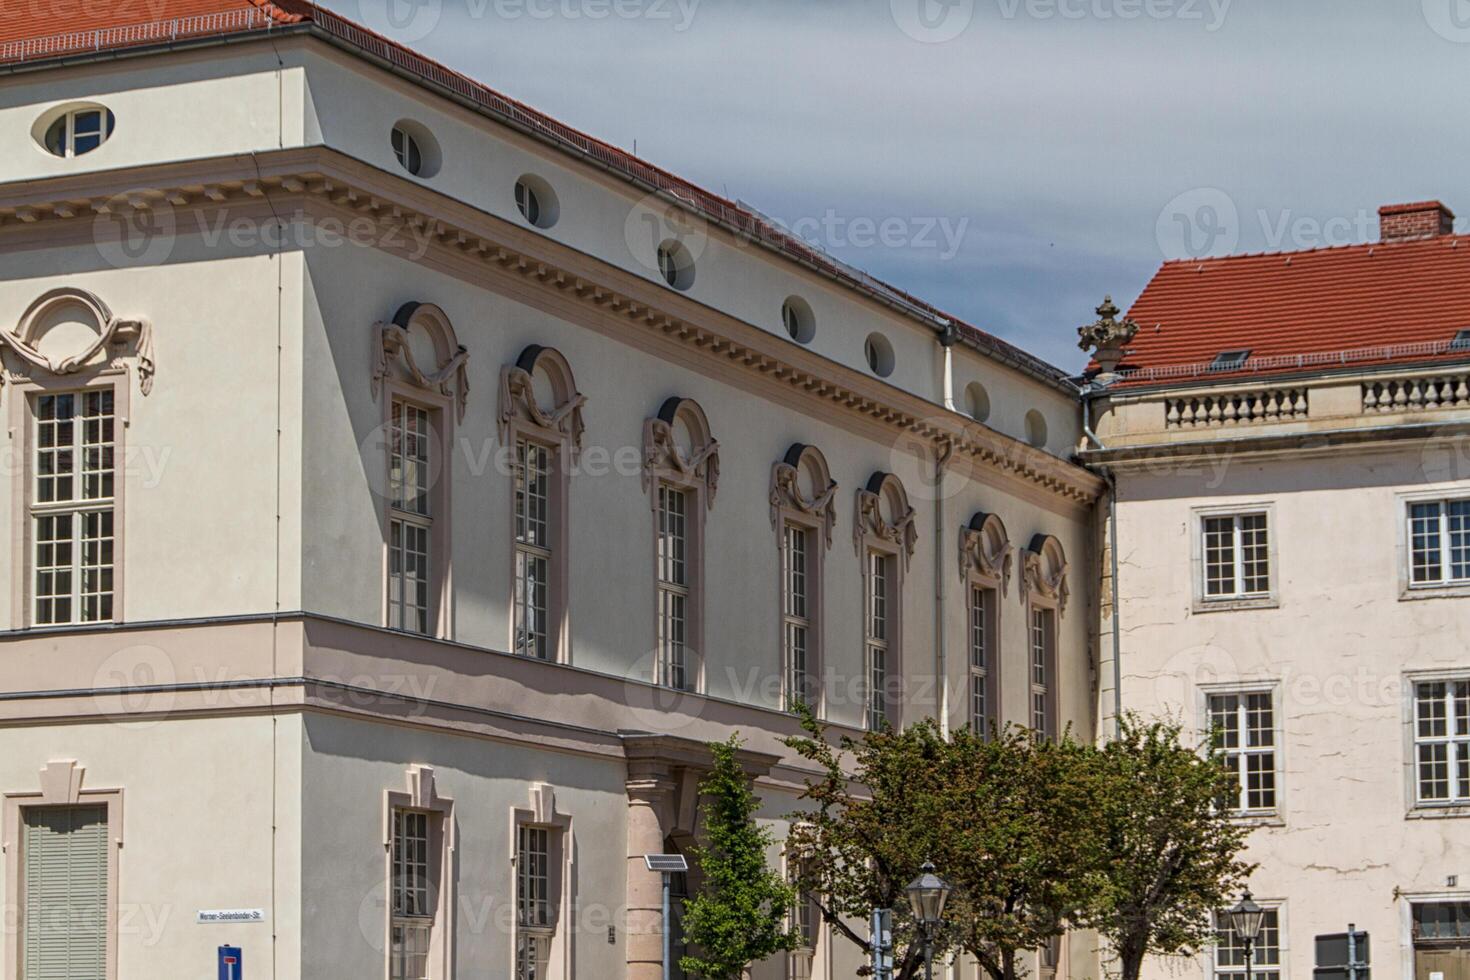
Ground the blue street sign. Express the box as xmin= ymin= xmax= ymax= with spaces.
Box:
xmin=218 ymin=946 xmax=242 ymax=980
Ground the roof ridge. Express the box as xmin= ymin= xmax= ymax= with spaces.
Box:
xmin=1158 ymin=231 xmax=1470 ymax=268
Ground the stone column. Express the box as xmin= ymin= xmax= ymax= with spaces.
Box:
xmin=625 ymin=761 xmax=675 ymax=980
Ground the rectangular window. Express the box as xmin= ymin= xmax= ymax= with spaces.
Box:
xmin=1215 ymin=908 xmax=1282 ymax=980
xmin=516 ymin=825 xmax=556 ymax=980
xmin=21 ymin=804 xmax=109 ymax=980
xmin=1409 ymin=500 xmax=1470 ymax=587
xmin=1030 ymin=608 xmax=1055 ymax=736
xmin=31 ymin=391 xmax=116 ymax=625
xmin=388 ymin=401 xmax=432 ymax=634
xmin=657 ymin=485 xmax=691 ymax=691
xmin=970 ymin=585 xmax=996 ymax=735
xmin=784 ymin=525 xmax=813 ymax=711
xmin=1414 ymin=901 xmax=1470 ymax=941
xmin=514 ymin=440 xmax=552 ymax=660
xmin=1414 ymin=680 xmax=1470 ymax=805
xmin=866 ymin=551 xmax=892 ymax=732
xmin=1203 ymin=513 xmax=1271 ymax=599
xmin=391 ymin=809 xmax=433 ymax=980
xmin=1209 ymin=691 xmax=1278 ymax=812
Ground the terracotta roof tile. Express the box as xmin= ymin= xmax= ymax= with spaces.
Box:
xmin=1106 ymin=233 xmax=1470 ymax=388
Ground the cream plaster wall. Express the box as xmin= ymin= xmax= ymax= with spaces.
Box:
xmin=0 ymin=714 xmax=300 ymax=978
xmin=1114 ymin=446 xmax=1470 ymax=980
xmin=0 ymin=240 xmax=301 ymax=628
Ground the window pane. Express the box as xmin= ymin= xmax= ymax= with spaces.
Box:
xmin=1239 ymin=514 xmax=1270 ymax=593
xmin=1203 ymin=516 xmax=1236 ymax=596
xmin=1411 ymin=503 xmax=1445 ymax=584
xmin=1449 ymin=501 xmax=1470 ymax=582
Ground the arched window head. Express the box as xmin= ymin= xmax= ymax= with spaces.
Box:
xmin=853 ymin=471 xmax=916 ymax=569
xmin=641 ymin=397 xmax=719 ymax=506
xmin=371 ymin=302 xmax=469 ymax=421
xmin=769 ymin=443 xmax=837 ymax=549
xmin=1023 ymin=533 xmax=1070 ymax=616
xmin=497 ymin=345 xmax=587 ymax=452
xmin=959 ymin=512 xmax=1013 ymax=594
xmin=1 ymin=288 xmax=154 ymax=398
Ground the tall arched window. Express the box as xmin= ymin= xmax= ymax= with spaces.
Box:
xmin=1021 ymin=534 xmax=1070 ymax=739
xmin=370 ymin=302 xmax=469 ymax=638
xmin=770 ymin=444 xmax=837 ymax=714
xmin=642 ymin=398 xmax=719 ymax=693
xmin=853 ymin=472 xmax=916 ymax=731
xmin=958 ymin=512 xmax=1013 ymax=737
xmin=497 ymin=345 xmax=586 ymax=663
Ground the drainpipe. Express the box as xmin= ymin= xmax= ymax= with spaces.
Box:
xmin=936 ymin=323 xmax=958 ymax=733
xmin=1081 ymin=387 xmax=1123 ymax=739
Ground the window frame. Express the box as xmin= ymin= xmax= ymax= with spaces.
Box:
xmin=781 ymin=520 xmax=820 ymax=714
xmin=853 ymin=473 xmax=914 ymax=733
xmin=1404 ymin=670 xmax=1470 ymax=817
xmin=384 ymin=393 xmax=448 ymax=638
xmin=1200 ymin=682 xmax=1285 ymax=821
xmin=43 ymin=106 xmax=115 ymax=158
xmin=1210 ymin=902 xmax=1287 ymax=980
xmin=770 ymin=444 xmax=837 ymax=718
xmin=1028 ymin=604 xmax=1058 ymax=739
xmin=510 ymin=784 xmax=572 ymax=980
xmin=383 ymin=767 xmax=454 ymax=980
xmin=1192 ymin=503 xmax=1279 ymax=612
xmin=968 ymin=580 xmax=1000 ymax=737
xmin=2 ymin=763 xmax=123 ymax=980
xmin=1399 ymin=492 xmax=1470 ymax=600
xmin=864 ymin=546 xmax=900 ymax=732
xmin=642 ymin=398 xmax=718 ymax=694
xmin=11 ymin=373 xmax=130 ymax=630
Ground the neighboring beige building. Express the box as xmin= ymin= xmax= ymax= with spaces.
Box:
xmin=0 ymin=3 xmax=1104 ymax=980
xmin=1085 ymin=203 xmax=1470 ymax=980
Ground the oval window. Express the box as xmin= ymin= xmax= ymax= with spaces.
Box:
xmin=390 ymin=121 xmax=441 ymax=178
xmin=39 ymin=105 xmax=115 ymax=158
xmin=515 ymin=175 xmax=560 ymax=229
xmin=656 ymin=239 xmax=696 ymax=290
xmin=864 ymin=332 xmax=895 ymax=377
xmin=1025 ymin=409 xmax=1049 ymax=449
xmin=781 ymin=296 xmax=816 ymax=344
xmin=965 ymin=381 xmax=991 ymax=422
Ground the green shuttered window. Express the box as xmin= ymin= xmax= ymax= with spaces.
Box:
xmin=23 ymin=804 xmax=109 ymax=980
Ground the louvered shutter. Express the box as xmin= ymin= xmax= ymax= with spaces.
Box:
xmin=23 ymin=805 xmax=108 ymax=980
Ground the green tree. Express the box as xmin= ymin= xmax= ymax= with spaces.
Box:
xmin=1075 ymin=715 xmax=1255 ymax=980
xmin=938 ymin=724 xmax=1098 ymax=980
xmin=785 ymin=709 xmax=970 ymax=980
xmin=679 ymin=735 xmax=799 ymax=980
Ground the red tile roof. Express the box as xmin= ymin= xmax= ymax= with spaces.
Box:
xmin=0 ymin=0 xmax=1073 ymax=390
xmin=1108 ymin=232 xmax=1470 ymax=388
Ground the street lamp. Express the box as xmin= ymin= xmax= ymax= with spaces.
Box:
xmin=1228 ymin=890 xmax=1266 ymax=980
xmin=905 ymin=861 xmax=952 ymax=980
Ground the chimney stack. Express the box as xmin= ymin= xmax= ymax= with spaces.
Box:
xmin=1379 ymin=201 xmax=1455 ymax=242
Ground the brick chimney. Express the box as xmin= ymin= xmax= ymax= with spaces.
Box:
xmin=1379 ymin=201 xmax=1456 ymax=242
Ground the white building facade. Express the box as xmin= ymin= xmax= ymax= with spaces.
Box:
xmin=0 ymin=4 xmax=1103 ymax=979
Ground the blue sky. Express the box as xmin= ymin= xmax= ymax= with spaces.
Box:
xmin=334 ymin=0 xmax=1470 ymax=371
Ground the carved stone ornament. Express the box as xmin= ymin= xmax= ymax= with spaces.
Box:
xmin=371 ymin=301 xmax=470 ymax=421
xmin=497 ymin=344 xmax=587 ymax=451
xmin=1076 ymin=294 xmax=1139 ymax=376
xmin=641 ymin=397 xmax=719 ymax=506
xmin=958 ymin=511 xmax=1014 ymax=594
xmin=0 ymin=288 xmax=154 ymax=396
xmin=853 ymin=472 xmax=917 ymax=569
xmin=1022 ymin=533 xmax=1070 ymax=616
xmin=769 ymin=443 xmax=838 ymax=549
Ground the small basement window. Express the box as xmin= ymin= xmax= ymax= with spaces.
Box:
xmin=1451 ymin=329 xmax=1470 ymax=352
xmin=1210 ymin=349 xmax=1252 ymax=372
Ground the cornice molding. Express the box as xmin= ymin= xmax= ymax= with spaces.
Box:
xmin=0 ymin=148 xmax=1103 ymax=506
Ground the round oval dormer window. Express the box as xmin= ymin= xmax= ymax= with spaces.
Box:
xmin=514 ymin=175 xmax=560 ymax=229
xmin=40 ymin=105 xmax=115 ymax=158
xmin=390 ymin=121 xmax=441 ymax=178
xmin=656 ymin=239 xmax=696 ymax=290
xmin=864 ymin=332 xmax=895 ymax=377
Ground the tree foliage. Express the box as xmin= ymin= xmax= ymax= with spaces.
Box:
xmin=1073 ymin=715 xmax=1255 ymax=980
xmin=679 ymin=735 xmax=799 ymax=980
xmin=784 ymin=709 xmax=1254 ymax=980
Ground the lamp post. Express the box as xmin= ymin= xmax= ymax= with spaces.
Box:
xmin=905 ymin=861 xmax=953 ymax=980
xmin=1228 ymin=890 xmax=1267 ymax=980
